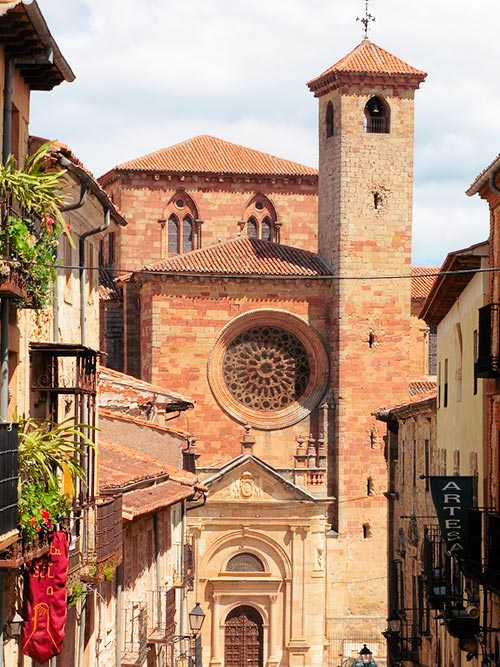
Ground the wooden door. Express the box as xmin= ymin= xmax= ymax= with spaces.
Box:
xmin=225 ymin=606 xmax=263 ymax=667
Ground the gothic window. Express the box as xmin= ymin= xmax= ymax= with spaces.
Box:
xmin=208 ymin=309 xmax=329 ymax=430
xmin=226 ymin=553 xmax=265 ymax=572
xmin=168 ymin=215 xmax=179 ymax=254
xmin=222 ymin=325 xmax=310 ymax=411
xmin=182 ymin=215 xmax=193 ymax=254
xmin=247 ymin=217 xmax=258 ymax=239
xmin=326 ymin=101 xmax=334 ymax=137
xmin=364 ymin=96 xmax=390 ymax=134
xmin=164 ymin=192 xmax=198 ymax=255
xmin=261 ymin=217 xmax=272 ymax=241
xmin=243 ymin=196 xmax=277 ymax=242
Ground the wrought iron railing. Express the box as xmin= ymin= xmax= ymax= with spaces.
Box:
xmin=122 ymin=602 xmax=148 ymax=666
xmin=0 ymin=423 xmax=18 ymax=547
xmin=475 ymin=303 xmax=500 ymax=378
xmin=147 ymin=586 xmax=176 ymax=643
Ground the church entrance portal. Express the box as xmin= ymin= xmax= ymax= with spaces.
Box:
xmin=224 ymin=606 xmax=264 ymax=667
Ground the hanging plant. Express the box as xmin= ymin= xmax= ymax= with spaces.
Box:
xmin=17 ymin=416 xmax=96 ymax=542
xmin=0 ymin=142 xmax=72 ymax=308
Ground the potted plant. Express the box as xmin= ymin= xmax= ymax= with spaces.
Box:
xmin=0 ymin=142 xmax=71 ymax=308
xmin=17 ymin=416 xmax=95 ymax=544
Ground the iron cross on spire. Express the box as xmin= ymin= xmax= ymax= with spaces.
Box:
xmin=357 ymin=0 xmax=376 ymax=38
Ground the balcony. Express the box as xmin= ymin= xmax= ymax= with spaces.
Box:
xmin=81 ymin=495 xmax=123 ymax=582
xmin=172 ymin=542 xmax=194 ymax=589
xmin=475 ymin=303 xmax=500 ymax=378
xmin=122 ymin=602 xmax=148 ymax=666
xmin=484 ymin=512 xmax=500 ymax=591
xmin=147 ymin=587 xmax=176 ymax=644
xmin=0 ymin=423 xmax=19 ymax=550
xmin=422 ymin=525 xmax=450 ymax=609
xmin=441 ymin=607 xmax=479 ymax=640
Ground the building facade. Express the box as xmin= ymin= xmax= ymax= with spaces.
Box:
xmin=99 ymin=38 xmax=430 ymax=667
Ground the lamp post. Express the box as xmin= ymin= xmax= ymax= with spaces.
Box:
xmin=188 ymin=602 xmax=205 ymax=636
xmin=353 ymin=644 xmax=377 ymax=667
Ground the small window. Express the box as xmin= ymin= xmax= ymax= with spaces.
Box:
xmin=261 ymin=217 xmax=272 ymax=242
xmin=364 ymin=96 xmax=390 ymax=134
xmin=168 ymin=215 xmax=179 ymax=254
xmin=182 ymin=216 xmax=193 ymax=253
xmin=226 ymin=553 xmax=265 ymax=572
xmin=326 ymin=101 xmax=334 ymax=137
xmin=247 ymin=217 xmax=258 ymax=239
xmin=243 ymin=195 xmax=278 ymax=242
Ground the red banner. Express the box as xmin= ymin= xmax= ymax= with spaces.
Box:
xmin=21 ymin=531 xmax=70 ymax=663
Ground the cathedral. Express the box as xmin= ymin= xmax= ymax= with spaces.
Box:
xmin=99 ymin=38 xmax=429 ymax=667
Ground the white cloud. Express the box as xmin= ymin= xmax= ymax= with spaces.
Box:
xmin=31 ymin=0 xmax=500 ymax=265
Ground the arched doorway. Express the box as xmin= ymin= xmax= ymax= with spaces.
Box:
xmin=224 ymin=606 xmax=264 ymax=667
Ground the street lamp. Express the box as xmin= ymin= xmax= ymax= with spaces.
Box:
xmin=188 ymin=603 xmax=205 ymax=636
xmin=359 ymin=645 xmax=373 ymax=665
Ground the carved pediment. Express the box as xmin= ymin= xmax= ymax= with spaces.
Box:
xmin=204 ymin=455 xmax=316 ymax=502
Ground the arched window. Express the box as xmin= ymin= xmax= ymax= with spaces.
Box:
xmin=163 ymin=192 xmax=199 ymax=255
xmin=243 ymin=196 xmax=278 ymax=242
xmin=326 ymin=101 xmax=334 ymax=137
xmin=182 ymin=215 xmax=193 ymax=253
xmin=226 ymin=553 xmax=265 ymax=572
xmin=364 ymin=96 xmax=390 ymax=134
xmin=261 ymin=217 xmax=272 ymax=241
xmin=167 ymin=215 xmax=179 ymax=254
xmin=247 ymin=217 xmax=258 ymax=239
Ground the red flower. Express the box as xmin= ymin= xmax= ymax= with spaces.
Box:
xmin=45 ymin=217 xmax=54 ymax=226
xmin=29 ymin=517 xmax=37 ymax=526
xmin=40 ymin=509 xmax=50 ymax=520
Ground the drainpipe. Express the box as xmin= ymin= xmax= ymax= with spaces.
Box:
xmin=153 ymin=514 xmax=164 ymax=667
xmin=115 ymin=562 xmax=123 ymax=667
xmin=0 ymin=56 xmax=15 ymax=421
xmin=52 ymin=183 xmax=88 ymax=342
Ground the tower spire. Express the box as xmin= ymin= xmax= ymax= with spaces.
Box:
xmin=356 ymin=0 xmax=375 ymax=38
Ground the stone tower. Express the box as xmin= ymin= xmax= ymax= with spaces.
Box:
xmin=307 ymin=40 xmax=426 ymax=637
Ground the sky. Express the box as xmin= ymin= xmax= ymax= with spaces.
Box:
xmin=29 ymin=0 xmax=500 ymax=267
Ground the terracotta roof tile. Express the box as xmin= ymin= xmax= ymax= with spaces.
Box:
xmin=99 ymin=366 xmax=194 ymax=411
xmin=98 ymin=437 xmax=198 ymax=491
xmin=121 ymin=480 xmax=196 ymax=520
xmin=409 ymin=380 xmax=437 ymax=397
xmin=307 ymin=39 xmax=427 ymax=87
xmin=99 ymin=407 xmax=189 ymax=438
xmin=143 ymin=237 xmax=332 ymax=277
xmin=111 ymin=135 xmax=317 ymax=178
xmin=307 ymin=39 xmax=426 ymax=94
xmin=411 ymin=267 xmax=438 ymax=299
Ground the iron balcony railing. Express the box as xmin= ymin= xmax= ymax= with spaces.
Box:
xmin=475 ymin=303 xmax=500 ymax=378
xmin=122 ymin=602 xmax=148 ymax=666
xmin=0 ymin=423 xmax=18 ymax=547
xmin=147 ymin=586 xmax=176 ymax=643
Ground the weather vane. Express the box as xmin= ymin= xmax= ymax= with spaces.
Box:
xmin=356 ymin=0 xmax=376 ymax=38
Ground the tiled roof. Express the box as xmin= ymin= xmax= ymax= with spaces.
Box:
xmin=420 ymin=241 xmax=489 ymax=326
xmin=409 ymin=380 xmax=437 ymax=397
xmin=307 ymin=39 xmax=426 ymax=94
xmin=374 ymin=387 xmax=436 ymax=420
xmin=121 ymin=480 xmax=196 ymax=521
xmin=98 ymin=437 xmax=198 ymax=491
xmin=111 ymin=135 xmax=317 ymax=178
xmin=99 ymin=366 xmax=194 ymax=412
xmin=143 ymin=237 xmax=332 ymax=277
xmin=99 ymin=269 xmax=122 ymax=302
xmin=467 ymin=153 xmax=500 ymax=196
xmin=99 ymin=407 xmax=189 ymax=438
xmin=411 ymin=267 xmax=438 ymax=299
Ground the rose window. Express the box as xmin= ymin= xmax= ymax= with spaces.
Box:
xmin=222 ymin=327 xmax=310 ymax=411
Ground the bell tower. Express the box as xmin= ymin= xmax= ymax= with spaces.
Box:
xmin=307 ymin=41 xmax=426 ymax=639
